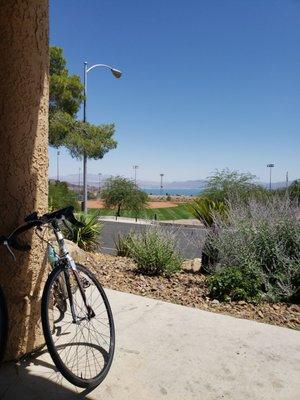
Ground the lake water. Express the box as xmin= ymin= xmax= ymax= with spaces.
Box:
xmin=141 ymin=188 xmax=203 ymax=196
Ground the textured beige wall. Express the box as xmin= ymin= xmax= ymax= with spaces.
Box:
xmin=0 ymin=0 xmax=49 ymax=359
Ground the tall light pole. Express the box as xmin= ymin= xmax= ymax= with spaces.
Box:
xmin=98 ymin=173 xmax=102 ymax=197
xmin=160 ymin=173 xmax=164 ymax=195
xmin=267 ymin=163 xmax=274 ymax=190
xmin=78 ymin=167 xmax=81 ymax=199
xmin=286 ymin=171 xmax=289 ymax=189
xmin=82 ymin=62 xmax=122 ymax=213
xmin=133 ymin=165 xmax=138 ymax=185
xmin=56 ymin=150 xmax=60 ymax=182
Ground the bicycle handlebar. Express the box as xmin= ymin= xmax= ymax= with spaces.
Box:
xmin=25 ymin=206 xmax=85 ymax=228
xmin=0 ymin=206 xmax=85 ymax=256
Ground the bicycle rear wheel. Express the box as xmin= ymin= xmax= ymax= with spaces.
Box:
xmin=0 ymin=286 xmax=8 ymax=362
xmin=41 ymin=264 xmax=115 ymax=388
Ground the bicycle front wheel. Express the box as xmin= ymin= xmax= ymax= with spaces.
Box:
xmin=41 ymin=264 xmax=115 ymax=388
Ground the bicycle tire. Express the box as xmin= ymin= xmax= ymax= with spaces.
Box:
xmin=41 ymin=264 xmax=115 ymax=388
xmin=0 ymin=286 xmax=8 ymax=362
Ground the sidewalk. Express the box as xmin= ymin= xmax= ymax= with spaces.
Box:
xmin=0 ymin=289 xmax=299 ymax=399
xmin=99 ymin=215 xmax=152 ymax=225
xmin=99 ymin=215 xmax=203 ymax=227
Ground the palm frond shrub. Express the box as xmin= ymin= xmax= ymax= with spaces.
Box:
xmin=189 ymin=197 xmax=227 ymax=227
xmin=65 ymin=212 xmax=102 ymax=250
xmin=115 ymin=228 xmax=182 ymax=276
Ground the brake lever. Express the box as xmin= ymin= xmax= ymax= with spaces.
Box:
xmin=4 ymin=241 xmax=16 ymax=261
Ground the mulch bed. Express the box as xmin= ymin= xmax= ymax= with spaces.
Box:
xmin=82 ymin=252 xmax=300 ymax=330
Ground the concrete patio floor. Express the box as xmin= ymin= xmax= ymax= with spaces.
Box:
xmin=0 ymin=289 xmax=299 ymax=400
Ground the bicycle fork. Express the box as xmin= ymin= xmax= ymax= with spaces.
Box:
xmin=52 ymin=220 xmax=95 ymax=323
xmin=64 ymin=268 xmax=95 ymax=324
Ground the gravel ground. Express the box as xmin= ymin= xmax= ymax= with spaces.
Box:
xmin=82 ymin=252 xmax=300 ymax=330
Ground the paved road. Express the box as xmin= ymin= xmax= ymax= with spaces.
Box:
xmin=2 ymin=290 xmax=299 ymax=399
xmin=99 ymin=220 xmax=207 ymax=259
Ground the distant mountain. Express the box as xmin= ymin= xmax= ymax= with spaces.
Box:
xmin=54 ymin=174 xmax=207 ymax=189
xmin=138 ymin=180 xmax=207 ymax=189
xmin=53 ymin=174 xmax=296 ymax=190
xmin=54 ymin=173 xmax=111 ymax=187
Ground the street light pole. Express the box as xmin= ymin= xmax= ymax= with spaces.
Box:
xmin=56 ymin=150 xmax=60 ymax=182
xmin=133 ymin=165 xmax=138 ymax=185
xmin=83 ymin=62 xmax=88 ymax=212
xmin=160 ymin=173 xmax=164 ymax=195
xmin=98 ymin=173 xmax=102 ymax=197
xmin=78 ymin=167 xmax=81 ymax=198
xmin=82 ymin=62 xmax=122 ymax=213
xmin=267 ymin=163 xmax=274 ymax=190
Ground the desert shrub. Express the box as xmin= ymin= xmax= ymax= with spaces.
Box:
xmin=115 ymin=228 xmax=182 ymax=276
xmin=115 ymin=233 xmax=135 ymax=257
xmin=208 ymin=266 xmax=263 ymax=302
xmin=49 ymin=181 xmax=79 ymax=211
xmin=289 ymin=180 xmax=300 ymax=203
xmin=206 ymin=197 xmax=300 ymax=302
xmin=65 ymin=212 xmax=102 ymax=250
xmin=202 ymin=169 xmax=267 ymax=203
xmin=101 ymin=176 xmax=148 ymax=219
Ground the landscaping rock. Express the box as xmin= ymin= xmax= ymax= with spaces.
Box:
xmin=50 ymin=239 xmax=87 ymax=264
xmin=77 ymin=250 xmax=299 ymax=331
xmin=182 ymin=258 xmax=202 ymax=273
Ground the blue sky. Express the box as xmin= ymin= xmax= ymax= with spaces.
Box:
xmin=50 ymin=0 xmax=300 ymax=183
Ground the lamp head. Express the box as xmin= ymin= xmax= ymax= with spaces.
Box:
xmin=111 ymin=68 xmax=122 ymax=79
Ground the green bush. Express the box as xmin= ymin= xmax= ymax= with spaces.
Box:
xmin=205 ymin=197 xmax=300 ymax=303
xmin=101 ymin=176 xmax=148 ymax=219
xmin=208 ymin=266 xmax=263 ymax=302
xmin=289 ymin=180 xmax=300 ymax=203
xmin=202 ymin=169 xmax=267 ymax=203
xmin=115 ymin=233 xmax=134 ymax=257
xmin=49 ymin=181 xmax=79 ymax=211
xmin=115 ymin=228 xmax=182 ymax=276
xmin=65 ymin=212 xmax=102 ymax=250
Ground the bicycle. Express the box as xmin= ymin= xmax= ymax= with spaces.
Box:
xmin=0 ymin=206 xmax=115 ymax=388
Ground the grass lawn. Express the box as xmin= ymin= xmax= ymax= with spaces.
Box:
xmin=88 ymin=203 xmax=194 ymax=220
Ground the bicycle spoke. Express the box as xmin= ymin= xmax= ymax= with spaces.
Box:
xmin=44 ymin=266 xmax=114 ymax=383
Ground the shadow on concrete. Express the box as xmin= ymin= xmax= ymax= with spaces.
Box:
xmin=0 ymin=346 xmax=99 ymax=400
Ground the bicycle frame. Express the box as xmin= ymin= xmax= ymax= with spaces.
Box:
xmin=51 ymin=219 xmax=95 ymax=322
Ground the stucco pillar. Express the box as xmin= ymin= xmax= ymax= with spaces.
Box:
xmin=0 ymin=0 xmax=49 ymax=359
